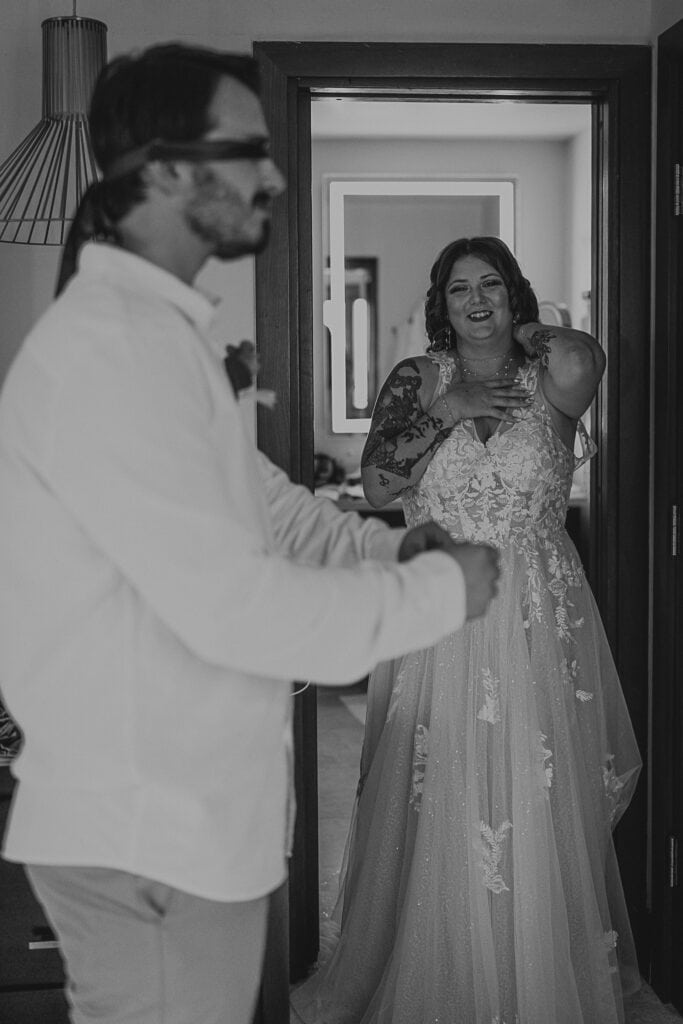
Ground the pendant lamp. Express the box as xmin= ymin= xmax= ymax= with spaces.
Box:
xmin=0 ymin=6 xmax=107 ymax=245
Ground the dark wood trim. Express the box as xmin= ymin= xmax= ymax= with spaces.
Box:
xmin=254 ymin=40 xmax=645 ymax=90
xmin=254 ymin=41 xmax=652 ymax=979
xmin=250 ymin=883 xmax=289 ymax=1024
xmin=597 ymin=49 xmax=651 ymax=958
xmin=651 ymin=19 xmax=683 ymax=1008
xmin=296 ymin=86 xmax=315 ymax=492
xmin=254 ymin=49 xmax=297 ymax=476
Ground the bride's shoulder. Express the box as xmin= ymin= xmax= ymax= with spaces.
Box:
xmin=383 ymin=352 xmax=439 ymax=384
xmin=399 ymin=352 xmax=452 ymax=410
xmin=399 ymin=350 xmax=452 ymax=376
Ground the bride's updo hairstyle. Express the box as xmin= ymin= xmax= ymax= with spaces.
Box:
xmin=55 ymin=45 xmax=260 ymax=295
xmin=425 ymin=236 xmax=539 ymax=351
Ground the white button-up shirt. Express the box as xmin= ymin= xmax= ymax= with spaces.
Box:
xmin=0 ymin=243 xmax=466 ymax=901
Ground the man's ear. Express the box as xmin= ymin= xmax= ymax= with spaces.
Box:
xmin=143 ymin=160 xmax=193 ymax=197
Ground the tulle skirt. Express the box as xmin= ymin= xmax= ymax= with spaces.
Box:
xmin=292 ymin=534 xmax=641 ymax=1024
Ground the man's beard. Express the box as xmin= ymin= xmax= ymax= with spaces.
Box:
xmin=213 ymin=218 xmax=271 ymax=259
xmin=185 ymin=170 xmax=271 ymax=258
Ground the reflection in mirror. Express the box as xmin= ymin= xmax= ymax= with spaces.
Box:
xmin=323 ymin=257 xmax=378 ymax=422
xmin=310 ymin=97 xmax=593 ymax=926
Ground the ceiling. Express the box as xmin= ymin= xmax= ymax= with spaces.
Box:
xmin=311 ymin=99 xmax=591 ymax=141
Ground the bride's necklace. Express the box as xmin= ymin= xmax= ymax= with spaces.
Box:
xmin=455 ymin=347 xmax=517 ymax=380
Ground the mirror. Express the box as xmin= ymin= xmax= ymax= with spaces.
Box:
xmin=323 ymin=255 xmax=379 ymax=424
xmin=323 ymin=178 xmax=515 ymax=433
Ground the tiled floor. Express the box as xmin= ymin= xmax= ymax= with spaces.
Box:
xmin=311 ymin=688 xmax=683 ymax=1023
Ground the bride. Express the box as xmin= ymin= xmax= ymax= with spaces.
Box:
xmin=292 ymin=236 xmax=641 ymax=1024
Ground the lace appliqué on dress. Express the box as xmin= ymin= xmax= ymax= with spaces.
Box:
xmin=476 ymin=820 xmax=513 ymax=894
xmin=477 ymin=668 xmax=501 ymax=725
xmin=575 ymin=417 xmax=598 ymax=469
xmin=409 ymin=724 xmax=429 ymax=811
xmin=560 ymin=658 xmax=594 ymax=702
xmin=603 ymin=754 xmax=626 ymax=825
xmin=603 ymin=929 xmax=619 ymax=975
xmin=538 ymin=732 xmax=554 ymax=791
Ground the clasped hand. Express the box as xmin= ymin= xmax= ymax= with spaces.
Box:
xmin=398 ymin=521 xmax=500 ymax=620
xmin=439 ymin=377 xmax=531 ymax=424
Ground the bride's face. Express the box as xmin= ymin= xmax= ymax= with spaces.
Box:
xmin=444 ymin=255 xmax=513 ymax=348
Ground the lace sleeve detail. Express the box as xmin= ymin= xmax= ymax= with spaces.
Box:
xmin=0 ymin=696 xmax=22 ymax=764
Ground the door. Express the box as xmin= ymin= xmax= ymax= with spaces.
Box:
xmin=253 ymin=41 xmax=652 ymax=981
xmin=651 ymin=18 xmax=683 ymax=1012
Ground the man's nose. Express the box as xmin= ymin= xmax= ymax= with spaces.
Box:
xmin=261 ymin=159 xmax=286 ymax=197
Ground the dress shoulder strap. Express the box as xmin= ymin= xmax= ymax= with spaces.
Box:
xmin=533 ymin=360 xmax=597 ymax=468
xmin=518 ymin=358 xmax=540 ymax=393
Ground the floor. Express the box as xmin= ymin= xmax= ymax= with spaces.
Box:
xmin=317 ymin=685 xmax=367 ymax=923
xmin=302 ymin=687 xmax=683 ymax=1024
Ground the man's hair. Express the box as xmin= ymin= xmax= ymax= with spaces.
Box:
xmin=424 ymin=236 xmax=539 ymax=350
xmin=56 ymin=44 xmax=260 ymax=295
xmin=90 ymin=45 xmax=259 ymax=178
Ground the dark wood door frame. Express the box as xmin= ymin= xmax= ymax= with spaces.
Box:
xmin=253 ymin=42 xmax=652 ymax=979
xmin=651 ymin=19 xmax=683 ymax=1010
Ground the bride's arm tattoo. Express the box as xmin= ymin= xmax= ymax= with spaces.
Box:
xmin=361 ymin=360 xmax=452 ymax=486
xmin=526 ymin=328 xmax=555 ymax=368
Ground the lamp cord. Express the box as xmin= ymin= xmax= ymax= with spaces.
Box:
xmin=291 ymin=681 xmax=311 ymax=697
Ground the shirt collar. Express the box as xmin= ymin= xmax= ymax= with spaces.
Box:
xmin=77 ymin=242 xmax=219 ymax=334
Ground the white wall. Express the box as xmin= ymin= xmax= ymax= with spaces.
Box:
xmin=652 ymin=0 xmax=682 ymax=37
xmin=2 ymin=0 xmax=653 ymax=59
xmin=312 ymin=136 xmax=576 ymax=472
xmin=0 ymin=245 xmax=255 ymax=386
xmin=0 ymin=0 xmax=654 ymax=388
xmin=346 ymin=193 xmax=505 ymax=382
xmin=568 ymin=127 xmax=593 ymax=334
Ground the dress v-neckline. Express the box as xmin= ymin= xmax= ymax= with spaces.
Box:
xmin=454 ymin=355 xmax=536 ymax=448
xmin=469 ymin=414 xmax=521 ymax=448
xmin=431 ymin=351 xmax=538 ymax=449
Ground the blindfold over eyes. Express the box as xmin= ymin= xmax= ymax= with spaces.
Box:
xmin=103 ymin=137 xmax=270 ymax=180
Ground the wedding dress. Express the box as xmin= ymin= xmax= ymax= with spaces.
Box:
xmin=293 ymin=353 xmax=641 ymax=1024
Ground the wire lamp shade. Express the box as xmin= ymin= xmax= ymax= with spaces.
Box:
xmin=0 ymin=15 xmax=107 ymax=245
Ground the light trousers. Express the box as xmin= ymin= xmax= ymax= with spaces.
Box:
xmin=26 ymin=864 xmax=269 ymax=1024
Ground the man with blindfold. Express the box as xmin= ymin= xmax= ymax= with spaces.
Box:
xmin=0 ymin=44 xmax=499 ymax=1024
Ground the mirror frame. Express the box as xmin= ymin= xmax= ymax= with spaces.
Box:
xmin=253 ymin=41 xmax=651 ymax=979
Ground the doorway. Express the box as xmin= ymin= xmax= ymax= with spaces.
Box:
xmin=253 ymin=41 xmax=651 ymax=980
xmin=310 ymin=93 xmax=595 ymax=933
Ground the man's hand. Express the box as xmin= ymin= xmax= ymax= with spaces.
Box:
xmin=451 ymin=542 xmax=500 ymax=621
xmin=398 ymin=521 xmax=500 ymax=621
xmin=398 ymin=521 xmax=460 ymax=562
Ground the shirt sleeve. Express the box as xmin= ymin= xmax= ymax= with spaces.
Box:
xmin=32 ymin=333 xmax=466 ymax=685
xmin=256 ymin=451 xmax=405 ymax=566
